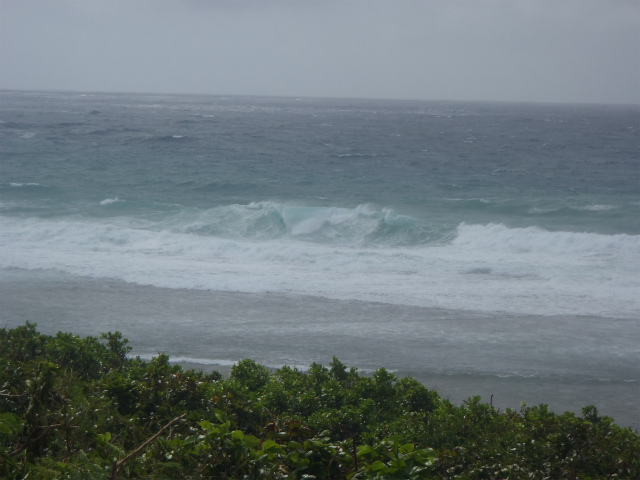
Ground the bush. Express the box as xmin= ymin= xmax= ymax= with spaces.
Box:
xmin=1 ymin=323 xmax=638 ymax=479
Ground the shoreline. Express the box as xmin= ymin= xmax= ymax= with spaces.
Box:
xmin=2 ymin=268 xmax=639 ymax=430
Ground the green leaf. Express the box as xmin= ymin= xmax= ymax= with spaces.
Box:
xmin=262 ymin=439 xmax=285 ymax=455
xmin=400 ymin=443 xmax=415 ymax=455
xmin=183 ymin=435 xmax=198 ymax=445
xmin=199 ymin=420 xmax=213 ymax=431
xmin=214 ymin=411 xmax=228 ymax=423
xmin=242 ymin=435 xmax=261 ymax=449
xmin=287 ymin=452 xmax=311 ymax=466
xmin=0 ymin=413 xmax=22 ymax=435
xmin=231 ymin=429 xmax=245 ymax=441
xmin=262 ymin=439 xmax=278 ymax=450
xmin=288 ymin=440 xmax=304 ymax=451
xmin=357 ymin=445 xmax=378 ymax=457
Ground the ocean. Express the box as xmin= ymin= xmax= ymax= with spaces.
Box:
xmin=1 ymin=91 xmax=638 ymax=428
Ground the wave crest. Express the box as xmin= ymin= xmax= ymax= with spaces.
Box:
xmin=100 ymin=197 xmax=123 ymax=206
xmin=171 ymin=202 xmax=434 ymax=246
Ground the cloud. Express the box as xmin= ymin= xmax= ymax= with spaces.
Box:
xmin=1 ymin=0 xmax=638 ymax=104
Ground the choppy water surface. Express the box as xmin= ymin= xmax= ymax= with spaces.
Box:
xmin=1 ymin=92 xmax=638 ymax=427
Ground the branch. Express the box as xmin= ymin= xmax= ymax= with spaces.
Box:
xmin=110 ymin=413 xmax=186 ymax=480
xmin=327 ymin=445 xmax=341 ymax=471
xmin=0 ymin=392 xmax=26 ymax=397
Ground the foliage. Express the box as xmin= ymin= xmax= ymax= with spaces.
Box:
xmin=1 ymin=323 xmax=638 ymax=479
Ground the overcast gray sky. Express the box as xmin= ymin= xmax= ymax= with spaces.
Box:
xmin=1 ymin=0 xmax=639 ymax=104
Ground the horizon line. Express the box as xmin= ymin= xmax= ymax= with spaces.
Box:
xmin=2 ymin=87 xmax=638 ymax=108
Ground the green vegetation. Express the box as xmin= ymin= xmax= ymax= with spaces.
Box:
xmin=1 ymin=323 xmax=638 ymax=479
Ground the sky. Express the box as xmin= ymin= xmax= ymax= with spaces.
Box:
xmin=1 ymin=0 xmax=639 ymax=104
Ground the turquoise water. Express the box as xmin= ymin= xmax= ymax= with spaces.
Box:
xmin=1 ymin=91 xmax=639 ymax=426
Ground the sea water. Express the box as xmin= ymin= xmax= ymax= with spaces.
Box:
xmin=1 ymin=91 xmax=638 ymax=427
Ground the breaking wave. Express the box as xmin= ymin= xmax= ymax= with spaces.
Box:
xmin=454 ymin=223 xmax=639 ymax=257
xmin=165 ymin=201 xmax=439 ymax=246
xmin=0 ymin=204 xmax=638 ymax=318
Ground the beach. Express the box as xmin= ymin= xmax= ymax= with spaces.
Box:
xmin=2 ymin=268 xmax=638 ymax=428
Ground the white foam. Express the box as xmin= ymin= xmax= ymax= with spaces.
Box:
xmin=453 ymin=223 xmax=639 ymax=256
xmin=130 ymin=353 xmax=309 ymax=371
xmin=578 ymin=204 xmax=614 ymax=211
xmin=100 ymin=197 xmax=122 ymax=206
xmin=0 ymin=216 xmax=638 ymax=319
xmin=10 ymin=182 xmax=42 ymax=187
xmin=132 ymin=353 xmax=236 ymax=367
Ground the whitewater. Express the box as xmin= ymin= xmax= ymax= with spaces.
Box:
xmin=1 ymin=209 xmax=638 ymax=319
xmin=1 ymin=92 xmax=639 ymax=427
